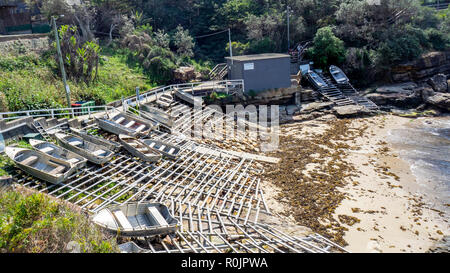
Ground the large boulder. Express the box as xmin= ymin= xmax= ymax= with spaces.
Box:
xmin=427 ymin=74 xmax=448 ymax=93
xmin=334 ymin=105 xmax=368 ymax=118
xmin=173 ymin=66 xmax=196 ymax=82
xmin=425 ymin=93 xmax=450 ymax=112
xmin=299 ymin=101 xmax=334 ymax=113
xmin=419 ymin=85 xmax=436 ymax=101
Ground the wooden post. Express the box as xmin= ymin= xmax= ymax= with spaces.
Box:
xmin=52 ymin=16 xmax=71 ymax=110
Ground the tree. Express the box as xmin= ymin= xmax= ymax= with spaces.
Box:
xmin=173 ymin=25 xmax=195 ymax=60
xmin=308 ymin=26 xmax=346 ymax=69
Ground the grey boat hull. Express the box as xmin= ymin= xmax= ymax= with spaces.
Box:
xmin=96 ymin=112 xmax=156 ymax=137
xmin=55 ymin=133 xmax=114 ymax=165
xmin=5 ymin=147 xmax=75 ymax=185
xmin=70 ymin=128 xmax=121 ymax=152
xmin=119 ymin=135 xmax=162 ymax=162
xmin=141 ymin=139 xmax=180 ymax=160
xmin=29 ymin=139 xmax=87 ymax=170
xmin=91 ymin=202 xmax=179 ymax=237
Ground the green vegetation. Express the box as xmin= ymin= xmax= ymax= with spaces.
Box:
xmin=0 ymin=188 xmax=118 ymax=253
xmin=0 ymin=154 xmax=14 ymax=177
xmin=1 ymin=0 xmax=449 ymax=111
xmin=0 ymin=49 xmax=153 ymax=112
xmin=307 ymin=26 xmax=346 ymax=69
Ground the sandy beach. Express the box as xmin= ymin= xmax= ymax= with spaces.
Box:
xmin=261 ymin=114 xmax=449 ymax=253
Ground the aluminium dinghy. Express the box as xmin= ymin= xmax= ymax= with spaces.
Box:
xmin=70 ymin=128 xmax=121 ymax=152
xmin=306 ymin=70 xmax=328 ymax=89
xmin=91 ymin=202 xmax=179 ymax=237
xmin=29 ymin=139 xmax=87 ymax=170
xmin=96 ymin=112 xmax=156 ymax=137
xmin=329 ymin=65 xmax=349 ymax=84
xmin=119 ymin=134 xmax=162 ymax=162
xmin=141 ymin=139 xmax=180 ymax=160
xmin=55 ymin=133 xmax=114 ymax=165
xmin=140 ymin=104 xmax=174 ymax=129
xmin=5 ymin=147 xmax=75 ymax=184
xmin=156 ymin=93 xmax=174 ymax=109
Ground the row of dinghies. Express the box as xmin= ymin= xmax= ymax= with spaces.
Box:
xmin=4 ymin=111 xmax=183 ymax=237
xmin=6 ymin=111 xmax=181 ymax=184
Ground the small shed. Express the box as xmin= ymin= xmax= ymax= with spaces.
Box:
xmin=225 ymin=53 xmax=291 ymax=94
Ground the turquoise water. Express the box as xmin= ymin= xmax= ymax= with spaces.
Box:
xmin=388 ymin=116 xmax=450 ymax=215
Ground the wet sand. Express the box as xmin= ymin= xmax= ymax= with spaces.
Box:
xmin=336 ymin=115 xmax=448 ymax=252
xmin=261 ymin=114 xmax=449 ymax=252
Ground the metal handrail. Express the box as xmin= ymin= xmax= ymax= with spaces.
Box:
xmin=0 ymin=105 xmax=115 ymax=121
xmin=123 ymin=80 xmax=244 ymax=109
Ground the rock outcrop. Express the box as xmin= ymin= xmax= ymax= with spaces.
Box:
xmin=365 ymin=82 xmax=422 ymax=108
xmin=391 ymin=51 xmax=450 ymax=82
xmin=427 ymin=74 xmax=448 ymax=93
xmin=425 ymin=93 xmax=450 ymax=111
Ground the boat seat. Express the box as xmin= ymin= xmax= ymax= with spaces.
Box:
xmin=40 ymin=147 xmax=54 ymax=154
xmin=158 ymin=145 xmax=166 ymax=151
xmin=148 ymin=142 xmax=155 ymax=148
xmin=92 ymin=149 xmax=107 ymax=156
xmin=135 ymin=124 xmax=146 ymax=133
xmin=128 ymin=142 xmax=138 ymax=147
xmin=67 ymin=158 xmax=80 ymax=164
xmin=69 ymin=140 xmax=83 ymax=147
xmin=49 ymin=165 xmax=65 ymax=175
xmin=115 ymin=117 xmax=126 ymax=124
xmin=21 ymin=155 xmax=39 ymax=166
xmin=146 ymin=206 xmax=168 ymax=226
xmin=168 ymin=148 xmax=175 ymax=155
xmin=125 ymin=121 xmax=136 ymax=128
xmin=113 ymin=210 xmax=133 ymax=230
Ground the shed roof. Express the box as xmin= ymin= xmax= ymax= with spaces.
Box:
xmin=225 ymin=53 xmax=290 ymax=62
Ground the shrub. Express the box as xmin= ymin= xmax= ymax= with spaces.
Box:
xmin=308 ymin=26 xmax=346 ymax=69
xmin=248 ymin=38 xmax=276 ymax=54
xmin=0 ymin=189 xmax=118 ymax=253
xmin=375 ymin=29 xmax=424 ymax=67
xmin=426 ymin=28 xmax=450 ymax=51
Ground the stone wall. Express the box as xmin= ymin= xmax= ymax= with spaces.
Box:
xmin=0 ymin=33 xmax=49 ymax=54
xmin=391 ymin=51 xmax=450 ymax=83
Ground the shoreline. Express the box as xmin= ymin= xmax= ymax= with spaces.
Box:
xmin=261 ymin=114 xmax=449 ymax=253
xmin=335 ymin=115 xmax=448 ymax=252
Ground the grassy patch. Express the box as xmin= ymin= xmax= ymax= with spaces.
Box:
xmin=0 ymin=188 xmax=118 ymax=253
xmin=0 ymin=49 xmax=155 ymax=112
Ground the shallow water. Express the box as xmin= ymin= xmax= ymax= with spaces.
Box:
xmin=388 ymin=116 xmax=450 ymax=215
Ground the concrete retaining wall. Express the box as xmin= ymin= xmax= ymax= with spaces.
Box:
xmin=0 ymin=33 xmax=49 ymax=54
